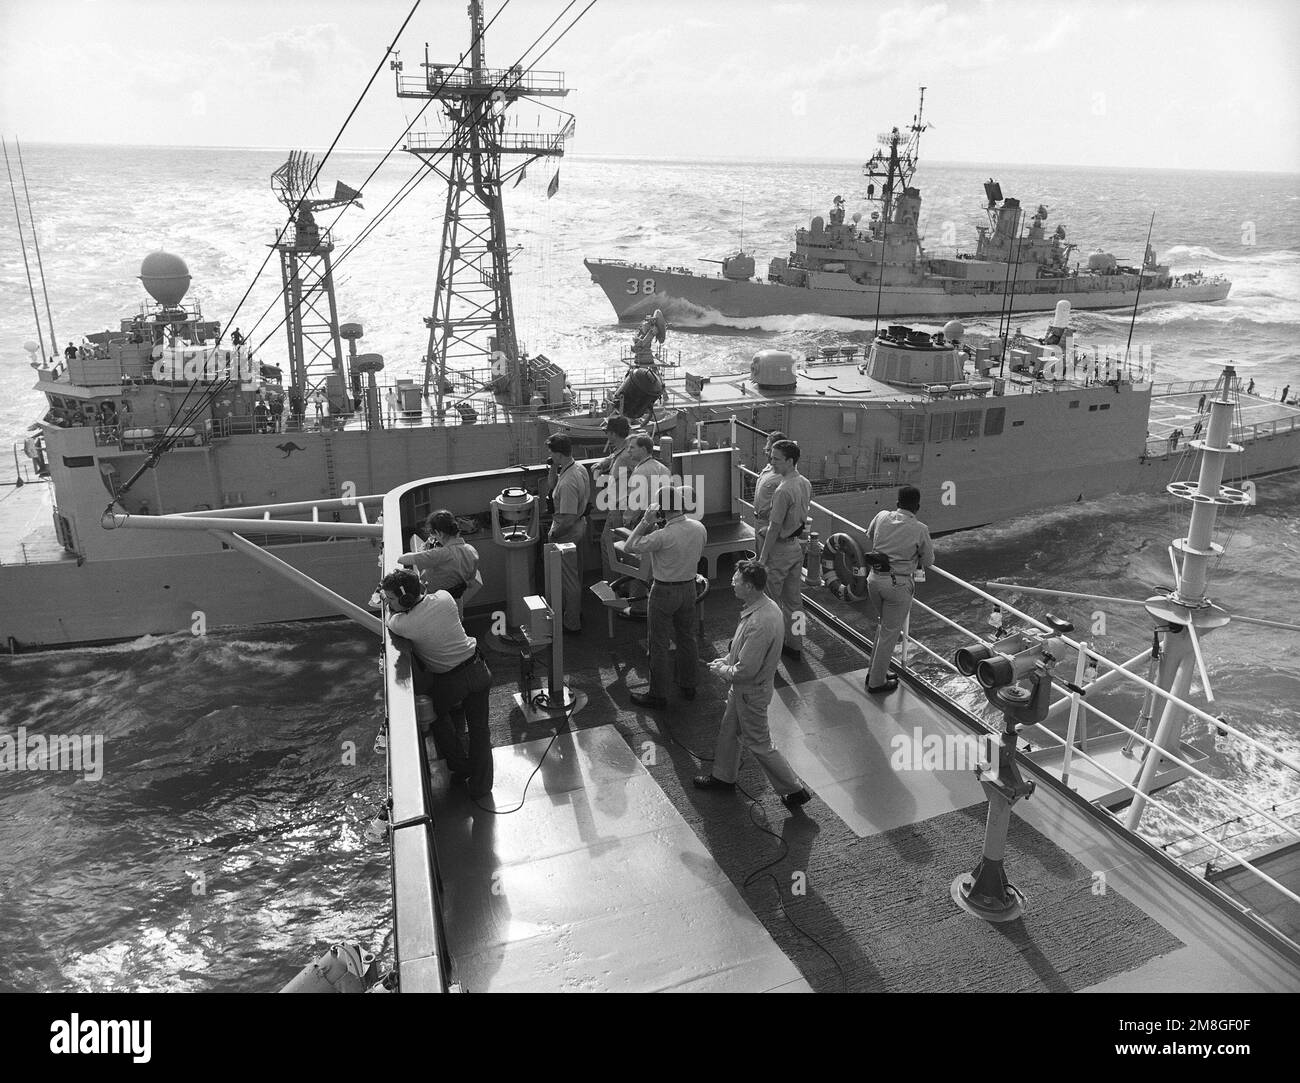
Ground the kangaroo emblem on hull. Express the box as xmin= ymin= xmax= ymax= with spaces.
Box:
xmin=275 ymin=442 xmax=306 ymax=458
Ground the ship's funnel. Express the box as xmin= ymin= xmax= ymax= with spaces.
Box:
xmin=139 ymin=251 xmax=192 ymax=307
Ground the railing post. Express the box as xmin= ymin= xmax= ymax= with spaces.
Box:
xmin=1060 ymin=639 xmax=1090 ymax=785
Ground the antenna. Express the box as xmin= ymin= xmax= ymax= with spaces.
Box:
xmin=270 ymin=150 xmax=364 ymax=411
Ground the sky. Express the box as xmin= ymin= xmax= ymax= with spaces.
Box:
xmin=2 ymin=0 xmax=1299 ymax=172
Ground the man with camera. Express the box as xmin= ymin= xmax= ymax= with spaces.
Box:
xmin=624 ymin=485 xmax=707 ymax=709
xmin=380 ymin=568 xmax=494 ymax=798
xmin=863 ymin=485 xmax=935 ymax=695
xmin=396 ymin=509 xmax=481 ymax=615
xmin=693 ymin=559 xmax=812 ymax=811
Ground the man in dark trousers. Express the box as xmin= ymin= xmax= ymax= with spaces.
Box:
xmin=625 ymin=485 xmax=707 ymax=708
xmin=381 ymin=569 xmax=494 ymax=798
xmin=863 ymin=485 xmax=935 ymax=694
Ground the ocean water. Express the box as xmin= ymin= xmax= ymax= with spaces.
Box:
xmin=1 ymin=143 xmax=1298 ymax=990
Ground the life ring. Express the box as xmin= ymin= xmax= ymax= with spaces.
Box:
xmin=820 ymin=532 xmax=870 ymax=601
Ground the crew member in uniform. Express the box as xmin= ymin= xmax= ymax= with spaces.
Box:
xmin=693 ymin=559 xmax=812 ymax=811
xmin=751 ymin=429 xmax=786 ymax=532
xmin=756 ymin=439 xmax=812 ymax=658
xmin=625 ymin=485 xmax=707 ymax=708
xmin=595 ymin=415 xmax=634 ymax=585
xmin=546 ymin=433 xmax=591 ymax=635
xmin=380 ymin=569 xmax=494 ymax=797
xmin=397 ymin=509 xmax=481 ymax=614
xmin=863 ymin=485 xmax=935 ymax=694
xmin=619 ymin=434 xmax=671 ymax=611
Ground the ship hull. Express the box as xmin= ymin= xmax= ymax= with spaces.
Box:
xmin=6 ymin=391 xmax=1297 ymax=650
xmin=585 ymin=258 xmax=1232 ymax=323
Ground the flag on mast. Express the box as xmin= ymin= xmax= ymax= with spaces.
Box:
xmin=547 ymin=170 xmax=560 ymax=199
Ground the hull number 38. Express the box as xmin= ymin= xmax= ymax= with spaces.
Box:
xmin=625 ymin=277 xmax=656 ymax=295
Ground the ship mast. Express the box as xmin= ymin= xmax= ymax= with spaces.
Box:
xmin=396 ymin=0 xmax=574 ymax=415
xmin=271 ymin=151 xmax=364 ymax=411
xmin=863 ymin=87 xmax=926 ymax=227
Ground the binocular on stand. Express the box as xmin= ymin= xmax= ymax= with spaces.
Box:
xmin=950 ymin=615 xmax=1074 ymax=921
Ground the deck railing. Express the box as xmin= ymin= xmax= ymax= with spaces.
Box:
xmin=726 ymin=457 xmax=1300 ymax=950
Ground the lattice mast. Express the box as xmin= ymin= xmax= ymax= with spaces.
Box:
xmin=271 ymin=150 xmax=363 ymax=409
xmin=863 ymin=87 xmax=926 ymax=226
xmin=395 ymin=0 xmax=573 ymax=414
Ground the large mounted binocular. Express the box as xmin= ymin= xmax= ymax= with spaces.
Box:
xmin=954 ymin=615 xmax=1074 ymax=690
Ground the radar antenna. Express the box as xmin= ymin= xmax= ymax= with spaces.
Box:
xmin=396 ymin=0 xmax=574 ymax=421
xmin=270 ymin=151 xmax=364 ymax=417
xmin=863 ymin=87 xmax=927 ymax=227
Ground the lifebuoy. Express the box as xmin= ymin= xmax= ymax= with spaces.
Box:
xmin=820 ymin=532 xmax=870 ymax=601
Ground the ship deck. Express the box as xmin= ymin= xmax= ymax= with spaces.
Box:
xmin=0 ymin=479 xmax=71 ymax=566
xmin=417 ymin=587 xmax=1300 ymax=993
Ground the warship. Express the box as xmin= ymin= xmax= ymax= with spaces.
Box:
xmin=584 ymin=91 xmax=1231 ymax=324
xmin=332 ymin=380 xmax=1300 ymax=993
xmin=4 ymin=2 xmax=1296 ymax=1006
xmin=4 ymin=19 xmax=1294 ymax=655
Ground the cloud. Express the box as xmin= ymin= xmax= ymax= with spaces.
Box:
xmin=596 ymin=26 xmax=677 ymax=87
xmin=1027 ymin=13 xmax=1080 ymax=54
xmin=766 ymin=2 xmax=1013 ymax=93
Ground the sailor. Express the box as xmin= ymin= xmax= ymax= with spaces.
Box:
xmin=231 ymin=327 xmax=245 ymax=347
xmin=380 ymin=569 xmax=493 ymax=799
xmin=595 ymin=415 xmax=635 ymax=585
xmin=398 ymin=509 xmax=482 ymax=615
xmin=756 ymin=438 xmax=812 ymax=659
xmin=863 ymin=485 xmax=935 ymax=695
xmin=545 ymin=433 xmax=591 ymax=635
xmin=625 ymin=485 xmax=707 ymax=709
xmin=64 ymin=341 xmax=77 ymax=362
xmin=625 ymin=434 xmax=671 ymax=513
xmin=385 ymin=388 xmax=399 ymax=426
xmin=693 ymin=559 xmax=812 ymax=811
xmin=408 ymin=521 xmax=432 ymax=554
xmin=1282 ymin=385 xmax=1291 ymax=404
xmin=751 ymin=430 xmax=787 ymax=533
xmin=1247 ymin=378 xmax=1255 ymax=395
xmin=311 ymin=388 xmax=326 ymax=420
xmin=616 ymin=433 xmax=671 ymax=611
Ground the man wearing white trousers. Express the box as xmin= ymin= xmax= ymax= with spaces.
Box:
xmin=694 ymin=559 xmax=811 ymax=811
xmin=756 ymin=439 xmax=812 ymax=659
xmin=864 ymin=485 xmax=935 ymax=695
